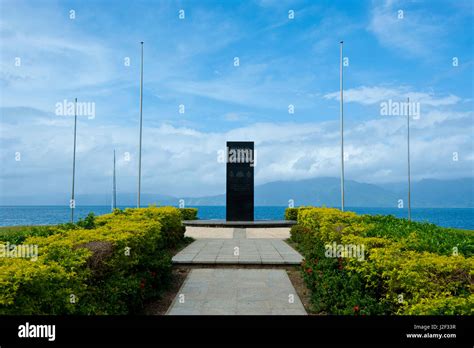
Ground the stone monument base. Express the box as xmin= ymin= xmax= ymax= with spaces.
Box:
xmin=182 ymin=219 xmax=296 ymax=228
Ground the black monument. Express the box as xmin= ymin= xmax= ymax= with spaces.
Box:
xmin=182 ymin=140 xmax=294 ymax=227
xmin=226 ymin=141 xmax=254 ymax=221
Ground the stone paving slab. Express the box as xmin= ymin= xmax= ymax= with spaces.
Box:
xmin=246 ymin=227 xmax=291 ymax=239
xmin=184 ymin=227 xmax=291 ymax=239
xmin=167 ymin=269 xmax=306 ymax=315
xmin=172 ymin=239 xmax=303 ymax=265
xmin=185 ymin=227 xmax=234 ymax=239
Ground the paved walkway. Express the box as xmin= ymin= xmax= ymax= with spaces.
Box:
xmin=172 ymin=239 xmax=303 ymax=265
xmin=167 ymin=226 xmax=307 ymax=315
xmin=167 ymin=269 xmax=306 ymax=315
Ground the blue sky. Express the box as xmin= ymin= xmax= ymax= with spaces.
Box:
xmin=0 ymin=0 xmax=473 ymax=200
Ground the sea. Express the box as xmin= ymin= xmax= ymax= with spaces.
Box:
xmin=0 ymin=206 xmax=473 ymax=230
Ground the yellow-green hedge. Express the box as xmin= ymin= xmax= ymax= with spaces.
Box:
xmin=0 ymin=206 xmax=187 ymax=315
xmin=289 ymin=207 xmax=474 ymax=315
xmin=178 ymin=208 xmax=198 ymax=221
xmin=284 ymin=206 xmax=312 ymax=221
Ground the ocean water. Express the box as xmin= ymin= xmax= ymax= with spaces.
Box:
xmin=0 ymin=205 xmax=473 ymax=230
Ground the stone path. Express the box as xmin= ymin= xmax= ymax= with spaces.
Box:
xmin=166 ymin=269 xmax=306 ymax=315
xmin=167 ymin=226 xmax=307 ymax=315
xmin=172 ymin=239 xmax=303 ymax=265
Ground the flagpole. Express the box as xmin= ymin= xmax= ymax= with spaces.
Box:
xmin=137 ymin=41 xmax=144 ymax=208
xmin=340 ymin=41 xmax=345 ymax=211
xmin=71 ymin=97 xmax=77 ymax=223
xmin=407 ymin=97 xmax=411 ymax=221
xmin=113 ymin=149 xmax=116 ymax=211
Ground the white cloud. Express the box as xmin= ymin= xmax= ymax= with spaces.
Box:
xmin=368 ymin=0 xmax=444 ymax=58
xmin=0 ymin=0 xmax=472 ymax=203
xmin=167 ymin=62 xmax=314 ymax=110
xmin=1 ymin=104 xmax=472 ymax=199
xmin=324 ymin=85 xmax=461 ymax=108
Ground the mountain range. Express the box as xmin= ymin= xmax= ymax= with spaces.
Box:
xmin=1 ymin=177 xmax=472 ymax=208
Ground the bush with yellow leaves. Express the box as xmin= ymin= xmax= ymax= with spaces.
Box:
xmin=0 ymin=206 xmax=188 ymax=314
xmin=289 ymin=207 xmax=473 ymax=315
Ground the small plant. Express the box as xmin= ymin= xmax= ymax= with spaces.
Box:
xmin=178 ymin=208 xmax=198 ymax=221
xmin=76 ymin=212 xmax=96 ymax=229
xmin=285 ymin=208 xmax=299 ymax=221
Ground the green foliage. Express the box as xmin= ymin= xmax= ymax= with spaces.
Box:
xmin=0 ymin=257 xmax=89 ymax=315
xmin=284 ymin=206 xmax=311 ymax=221
xmin=76 ymin=212 xmax=96 ymax=229
xmin=285 ymin=208 xmax=298 ymax=221
xmin=178 ymin=208 xmax=198 ymax=221
xmin=0 ymin=206 xmax=188 ymax=315
xmin=359 ymin=214 xmax=474 ymax=257
xmin=403 ymin=295 xmax=474 ymax=315
xmin=297 ymin=232 xmax=385 ymax=315
xmin=289 ymin=225 xmax=312 ymax=244
xmin=0 ymin=225 xmax=58 ymax=245
xmin=95 ymin=206 xmax=184 ymax=248
xmin=293 ymin=207 xmax=474 ymax=315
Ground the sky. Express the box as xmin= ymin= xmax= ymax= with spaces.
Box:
xmin=0 ymin=0 xmax=473 ymax=201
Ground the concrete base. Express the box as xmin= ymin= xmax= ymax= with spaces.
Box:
xmin=183 ymin=219 xmax=296 ymax=228
xmin=185 ymin=226 xmax=291 ymax=240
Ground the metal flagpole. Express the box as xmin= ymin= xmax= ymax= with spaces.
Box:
xmin=340 ymin=41 xmax=345 ymax=211
xmin=113 ymin=149 xmax=116 ymax=211
xmin=71 ymin=98 xmax=77 ymax=223
xmin=137 ymin=41 xmax=144 ymax=208
xmin=407 ymin=97 xmax=411 ymax=221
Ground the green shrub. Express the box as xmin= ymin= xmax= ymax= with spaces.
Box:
xmin=0 ymin=206 xmax=185 ymax=315
xmin=403 ymin=295 xmax=474 ymax=315
xmin=96 ymin=206 xmax=184 ymax=248
xmin=293 ymin=207 xmax=474 ymax=315
xmin=285 ymin=208 xmax=298 ymax=221
xmin=289 ymin=225 xmax=312 ymax=244
xmin=0 ymin=257 xmax=89 ymax=315
xmin=298 ymin=233 xmax=384 ymax=315
xmin=345 ymin=242 xmax=473 ymax=314
xmin=298 ymin=208 xmax=362 ymax=244
xmin=359 ymin=215 xmax=474 ymax=257
xmin=178 ymin=208 xmax=198 ymax=221
xmin=0 ymin=225 xmax=58 ymax=245
xmin=284 ymin=206 xmax=312 ymax=221
xmin=76 ymin=212 xmax=96 ymax=229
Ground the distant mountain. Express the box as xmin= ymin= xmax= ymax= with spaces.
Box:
xmin=254 ymin=177 xmax=398 ymax=207
xmin=184 ymin=177 xmax=473 ymax=208
xmin=381 ymin=178 xmax=474 ymax=208
xmin=1 ymin=177 xmax=472 ymax=208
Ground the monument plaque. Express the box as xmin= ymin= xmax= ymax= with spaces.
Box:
xmin=226 ymin=141 xmax=254 ymax=221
